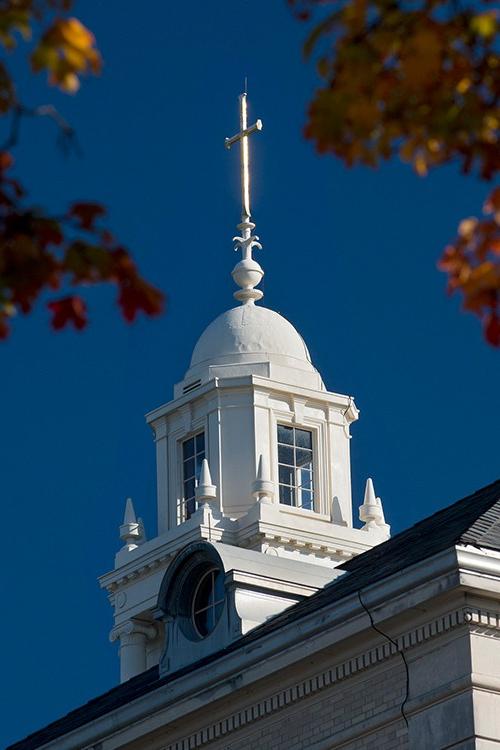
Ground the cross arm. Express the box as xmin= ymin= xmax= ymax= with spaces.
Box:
xmin=224 ymin=119 xmax=263 ymax=150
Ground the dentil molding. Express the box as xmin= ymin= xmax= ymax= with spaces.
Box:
xmin=158 ymin=606 xmax=498 ymax=750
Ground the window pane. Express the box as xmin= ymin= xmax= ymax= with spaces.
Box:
xmin=295 ymin=429 xmax=312 ymax=449
xmin=193 ymin=571 xmax=212 ymax=613
xmin=277 ymin=425 xmax=294 ymax=445
xmin=300 ymin=468 xmax=312 ymax=490
xmin=194 ymin=607 xmax=211 ymax=637
xmin=195 ymin=453 xmax=205 ymax=478
xmin=279 ymin=465 xmax=295 ymax=486
xmin=296 ymin=448 xmax=313 ymax=469
xmin=300 ymin=490 xmax=313 ymax=510
xmin=196 ymin=432 xmax=205 ymax=454
xmin=192 ymin=568 xmax=224 ymax=637
xmin=185 ymin=496 xmax=196 ymax=519
xmin=278 ymin=444 xmax=294 ymax=466
xmin=213 ymin=570 xmax=225 ymax=603
xmin=184 ymin=477 xmax=195 ymax=500
xmin=277 ymin=424 xmax=315 ymax=511
xmin=183 ymin=457 xmax=195 ymax=480
xmin=279 ymin=485 xmax=294 ymax=506
xmin=183 ymin=437 xmax=195 ymax=460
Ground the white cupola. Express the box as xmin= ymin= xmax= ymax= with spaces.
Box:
xmin=100 ymin=91 xmax=390 ymax=685
xmin=182 ymin=304 xmax=324 ymax=392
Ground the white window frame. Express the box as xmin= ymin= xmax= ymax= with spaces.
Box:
xmin=178 ymin=430 xmax=206 ymax=524
xmin=276 ymin=423 xmax=316 ymax=511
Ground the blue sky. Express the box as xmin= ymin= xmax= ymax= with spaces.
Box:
xmin=2 ymin=1 xmax=499 ymax=745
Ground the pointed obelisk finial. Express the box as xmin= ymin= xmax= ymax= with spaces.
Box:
xmin=195 ymin=458 xmax=217 ymax=504
xmin=252 ymin=454 xmax=275 ymax=504
xmin=359 ymin=478 xmax=383 ymax=529
xmin=359 ymin=478 xmax=390 ymax=537
xmin=119 ymin=497 xmax=144 ymax=550
xmin=123 ymin=497 xmax=136 ymax=525
xmin=225 ymin=92 xmax=264 ymax=304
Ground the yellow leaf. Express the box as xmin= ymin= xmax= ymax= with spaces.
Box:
xmin=462 ymin=262 xmax=500 ymax=295
xmin=63 ymin=46 xmax=88 ymax=71
xmin=456 ymin=78 xmax=471 ymax=94
xmin=59 ymin=72 xmax=80 ymax=93
xmin=458 ymin=217 xmax=478 ymax=238
xmin=414 ymin=152 xmax=428 ymax=176
xmin=59 ymin=18 xmax=95 ymax=52
xmin=471 ymin=12 xmax=497 ymax=39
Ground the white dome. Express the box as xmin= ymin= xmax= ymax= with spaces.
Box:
xmin=189 ymin=304 xmax=315 ymax=373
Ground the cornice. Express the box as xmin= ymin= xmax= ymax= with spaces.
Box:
xmin=237 ymin=506 xmax=385 ymax=562
xmin=100 ymin=521 xmax=237 ymax=592
xmin=145 ymin=374 xmax=355 ymax=426
xmin=158 ymin=605 xmax=492 ymax=750
xmin=43 ymin=593 xmax=500 ymax=750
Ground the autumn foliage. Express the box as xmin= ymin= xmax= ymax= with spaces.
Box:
xmin=290 ymin=0 xmax=500 ymax=345
xmin=0 ymin=1 xmax=163 ymax=339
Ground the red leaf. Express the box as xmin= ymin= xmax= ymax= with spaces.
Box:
xmin=0 ymin=316 xmax=10 ymax=339
xmin=117 ymin=279 xmax=164 ymax=322
xmin=37 ymin=222 xmax=63 ymax=247
xmin=48 ymin=296 xmax=87 ymax=331
xmin=0 ymin=151 xmax=13 ymax=171
xmin=69 ymin=202 xmax=106 ymax=230
xmin=484 ymin=312 xmax=500 ymax=347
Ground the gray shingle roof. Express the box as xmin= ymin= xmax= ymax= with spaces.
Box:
xmin=8 ymin=478 xmax=500 ymax=750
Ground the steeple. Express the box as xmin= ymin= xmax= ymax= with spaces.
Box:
xmin=225 ymin=91 xmax=264 ymax=304
xmin=100 ymin=91 xmax=391 ymax=685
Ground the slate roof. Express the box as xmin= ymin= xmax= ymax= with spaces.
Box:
xmin=8 ymin=478 xmax=500 ymax=750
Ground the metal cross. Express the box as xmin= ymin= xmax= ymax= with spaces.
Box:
xmin=225 ymin=92 xmax=263 ymax=227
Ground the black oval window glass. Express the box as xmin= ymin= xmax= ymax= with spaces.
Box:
xmin=192 ymin=567 xmax=224 ymax=637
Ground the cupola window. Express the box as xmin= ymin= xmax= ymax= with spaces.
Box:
xmin=180 ymin=432 xmax=205 ymax=522
xmin=277 ymin=425 xmax=314 ymax=510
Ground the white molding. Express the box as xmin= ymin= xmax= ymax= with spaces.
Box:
xmin=146 ymin=375 xmax=356 ymax=425
xmin=152 ymin=417 xmax=168 ymax=441
xmin=159 ymin=607 xmax=483 ymax=750
xmin=38 ymin=592 xmax=500 ymax=750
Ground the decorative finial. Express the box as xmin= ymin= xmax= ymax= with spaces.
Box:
xmin=252 ymin=454 xmax=275 ymax=504
xmin=119 ymin=497 xmax=145 ymax=551
xmin=195 ymin=458 xmax=217 ymax=504
xmin=359 ymin=478 xmax=390 ymax=536
xmin=225 ymin=92 xmax=264 ymax=304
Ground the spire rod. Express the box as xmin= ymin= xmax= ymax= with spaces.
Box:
xmin=225 ymin=92 xmax=265 ymax=304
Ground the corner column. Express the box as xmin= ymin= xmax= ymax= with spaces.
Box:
xmin=110 ymin=620 xmax=157 ymax=683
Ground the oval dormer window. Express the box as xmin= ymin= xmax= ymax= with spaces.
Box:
xmin=157 ymin=543 xmax=227 ymax=643
xmin=191 ymin=566 xmax=225 ymax=637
